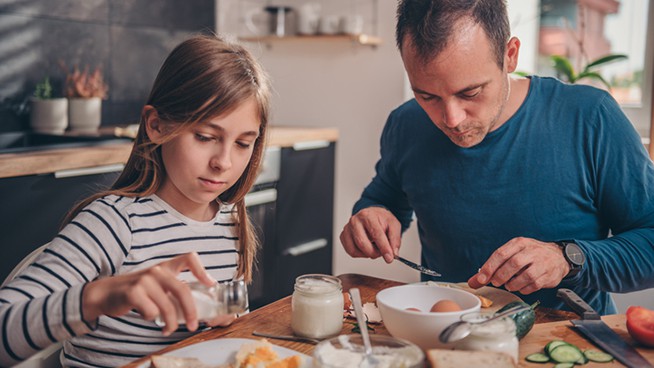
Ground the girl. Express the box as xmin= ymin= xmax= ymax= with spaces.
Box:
xmin=0 ymin=34 xmax=271 ymax=367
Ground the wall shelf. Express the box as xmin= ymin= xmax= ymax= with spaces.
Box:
xmin=239 ymin=33 xmax=382 ymax=47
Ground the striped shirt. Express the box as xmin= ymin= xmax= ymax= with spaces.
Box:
xmin=0 ymin=194 xmax=240 ymax=367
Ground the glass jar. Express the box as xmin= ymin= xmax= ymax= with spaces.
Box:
xmin=155 ymin=280 xmax=248 ymax=326
xmin=291 ymin=274 xmax=344 ymax=339
xmin=454 ymin=312 xmax=519 ymax=362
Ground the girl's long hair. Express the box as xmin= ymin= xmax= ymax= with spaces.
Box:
xmin=63 ymin=34 xmax=271 ymax=282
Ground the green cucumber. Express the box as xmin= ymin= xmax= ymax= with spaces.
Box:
xmin=496 ymin=300 xmax=540 ymax=339
xmin=553 ymin=363 xmax=575 ymax=368
xmin=584 ymin=349 xmax=614 ymax=363
xmin=525 ymin=353 xmax=550 ymax=363
xmin=549 ymin=344 xmax=584 ymax=363
xmin=545 ymin=340 xmax=569 ymax=356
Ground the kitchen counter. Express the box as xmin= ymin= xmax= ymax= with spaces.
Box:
xmin=0 ymin=126 xmax=339 ymax=179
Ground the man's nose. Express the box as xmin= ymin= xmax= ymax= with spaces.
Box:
xmin=442 ymin=101 xmax=466 ymax=128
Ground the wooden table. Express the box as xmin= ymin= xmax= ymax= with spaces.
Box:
xmin=123 ymin=273 xmax=649 ymax=367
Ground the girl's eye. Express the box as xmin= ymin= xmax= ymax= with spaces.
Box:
xmin=195 ymin=133 xmax=213 ymax=142
xmin=236 ymin=141 xmax=252 ymax=149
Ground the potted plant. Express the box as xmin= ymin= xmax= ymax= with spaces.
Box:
xmin=30 ymin=77 xmax=68 ymax=134
xmin=550 ymin=53 xmax=628 ymax=90
xmin=64 ymin=65 xmax=108 ymax=132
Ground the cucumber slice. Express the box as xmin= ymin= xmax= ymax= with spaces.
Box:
xmin=525 ymin=353 xmax=550 ymax=363
xmin=584 ymin=349 xmax=614 ymax=363
xmin=545 ymin=340 xmax=569 ymax=356
xmin=576 ymin=352 xmax=589 ymax=364
xmin=549 ymin=344 xmax=584 ymax=363
xmin=554 ymin=363 xmax=575 ymax=368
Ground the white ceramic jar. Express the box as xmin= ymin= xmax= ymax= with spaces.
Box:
xmin=454 ymin=312 xmax=519 ymax=362
xmin=291 ymin=274 xmax=344 ymax=339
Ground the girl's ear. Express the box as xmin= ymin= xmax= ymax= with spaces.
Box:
xmin=143 ymin=105 xmax=164 ymax=143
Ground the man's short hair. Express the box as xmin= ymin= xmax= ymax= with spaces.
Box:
xmin=396 ymin=0 xmax=510 ymax=67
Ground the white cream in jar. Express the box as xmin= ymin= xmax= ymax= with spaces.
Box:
xmin=291 ymin=274 xmax=344 ymax=339
xmin=454 ymin=312 xmax=519 ymax=362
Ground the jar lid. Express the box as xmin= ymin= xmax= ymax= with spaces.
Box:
xmin=295 ymin=274 xmax=342 ymax=294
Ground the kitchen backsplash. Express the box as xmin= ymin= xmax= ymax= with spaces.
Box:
xmin=0 ymin=0 xmax=214 ymax=132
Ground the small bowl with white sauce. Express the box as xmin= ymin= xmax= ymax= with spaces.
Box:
xmin=313 ymin=334 xmax=424 ymax=368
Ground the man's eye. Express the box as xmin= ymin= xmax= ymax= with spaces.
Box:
xmin=462 ymin=89 xmax=481 ymax=99
xmin=419 ymin=94 xmax=435 ymax=101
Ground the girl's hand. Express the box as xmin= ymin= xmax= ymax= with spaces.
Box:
xmin=82 ymin=252 xmax=215 ymax=335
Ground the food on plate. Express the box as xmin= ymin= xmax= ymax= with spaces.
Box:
xmin=150 ymin=339 xmax=303 ymax=368
xmin=405 ymin=307 xmax=421 ymax=312
xmin=496 ymin=300 xmax=539 ymax=339
xmin=427 ymin=349 xmax=517 ymax=368
xmin=477 ymin=295 xmax=493 ymax=308
xmin=626 ymin=305 xmax=654 ymax=347
xmin=429 ymin=299 xmax=462 ymax=313
xmin=524 ymin=339 xmax=614 ymax=365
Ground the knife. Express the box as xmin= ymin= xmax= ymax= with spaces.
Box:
xmin=394 ymin=255 xmax=441 ymax=277
xmin=557 ymin=288 xmax=653 ymax=368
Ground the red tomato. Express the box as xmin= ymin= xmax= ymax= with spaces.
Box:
xmin=626 ymin=306 xmax=654 ymax=347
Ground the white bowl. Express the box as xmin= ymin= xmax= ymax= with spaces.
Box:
xmin=376 ymin=284 xmax=481 ymax=349
xmin=313 ymin=334 xmax=424 ymax=368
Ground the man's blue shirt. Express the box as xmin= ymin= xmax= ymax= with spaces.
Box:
xmin=354 ymin=76 xmax=654 ymax=314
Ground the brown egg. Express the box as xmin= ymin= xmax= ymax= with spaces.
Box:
xmin=405 ymin=307 xmax=422 ymax=312
xmin=430 ymin=299 xmax=462 ymax=313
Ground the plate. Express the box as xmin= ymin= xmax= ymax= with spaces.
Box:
xmin=137 ymin=338 xmax=311 ymax=368
xmin=421 ymin=281 xmax=522 ymax=313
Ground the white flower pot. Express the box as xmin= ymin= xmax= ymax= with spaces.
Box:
xmin=68 ymin=97 xmax=102 ymax=132
xmin=30 ymin=98 xmax=68 ymax=134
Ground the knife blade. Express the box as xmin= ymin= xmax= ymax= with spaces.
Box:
xmin=557 ymin=288 xmax=653 ymax=368
xmin=394 ymin=255 xmax=441 ymax=277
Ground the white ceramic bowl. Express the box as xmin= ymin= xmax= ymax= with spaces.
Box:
xmin=313 ymin=334 xmax=424 ymax=368
xmin=376 ymin=284 xmax=481 ymax=349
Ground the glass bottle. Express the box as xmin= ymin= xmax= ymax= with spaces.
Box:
xmin=291 ymin=274 xmax=344 ymax=339
xmin=454 ymin=311 xmax=519 ymax=362
xmin=155 ymin=280 xmax=248 ymax=326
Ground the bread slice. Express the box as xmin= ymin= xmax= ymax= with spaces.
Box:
xmin=428 ymin=349 xmax=517 ymax=368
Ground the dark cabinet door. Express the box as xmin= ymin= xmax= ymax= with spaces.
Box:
xmin=274 ymin=142 xmax=335 ymax=299
xmin=0 ymin=167 xmax=122 ymax=281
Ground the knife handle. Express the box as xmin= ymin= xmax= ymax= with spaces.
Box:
xmin=556 ymin=288 xmax=601 ymax=320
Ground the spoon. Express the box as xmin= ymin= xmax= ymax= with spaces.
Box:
xmin=349 ymin=288 xmax=379 ymax=367
xmin=439 ymin=304 xmax=531 ymax=344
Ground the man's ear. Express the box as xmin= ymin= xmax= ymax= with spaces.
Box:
xmin=505 ymin=37 xmax=521 ymax=73
xmin=143 ymin=105 xmax=164 ymax=143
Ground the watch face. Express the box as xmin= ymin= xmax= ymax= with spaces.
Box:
xmin=565 ymin=243 xmax=586 ymax=266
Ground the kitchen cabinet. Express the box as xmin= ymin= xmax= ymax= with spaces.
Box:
xmin=272 ymin=141 xmax=336 ymax=299
xmin=0 ymin=165 xmax=123 ymax=282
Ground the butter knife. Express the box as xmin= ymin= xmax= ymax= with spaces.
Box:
xmin=395 ymin=255 xmax=441 ymax=277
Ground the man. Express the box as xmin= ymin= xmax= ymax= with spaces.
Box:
xmin=340 ymin=0 xmax=654 ymax=314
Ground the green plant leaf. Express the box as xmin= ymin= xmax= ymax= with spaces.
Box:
xmin=584 ymin=54 xmax=628 ymax=71
xmin=576 ymin=71 xmax=612 ymax=90
xmin=550 ymin=55 xmax=576 ymax=83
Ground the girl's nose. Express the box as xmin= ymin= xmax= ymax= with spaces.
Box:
xmin=210 ymin=148 xmax=232 ymax=171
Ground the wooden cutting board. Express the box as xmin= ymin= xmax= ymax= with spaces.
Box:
xmin=519 ymin=314 xmax=654 ymax=367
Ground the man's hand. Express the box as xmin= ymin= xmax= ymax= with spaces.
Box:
xmin=467 ymin=237 xmax=570 ymax=294
xmin=339 ymin=207 xmax=402 ymax=263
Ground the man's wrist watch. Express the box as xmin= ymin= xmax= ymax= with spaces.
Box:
xmin=555 ymin=240 xmax=585 ymax=278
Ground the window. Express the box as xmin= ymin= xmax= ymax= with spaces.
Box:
xmin=510 ymin=0 xmax=653 ymax=140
